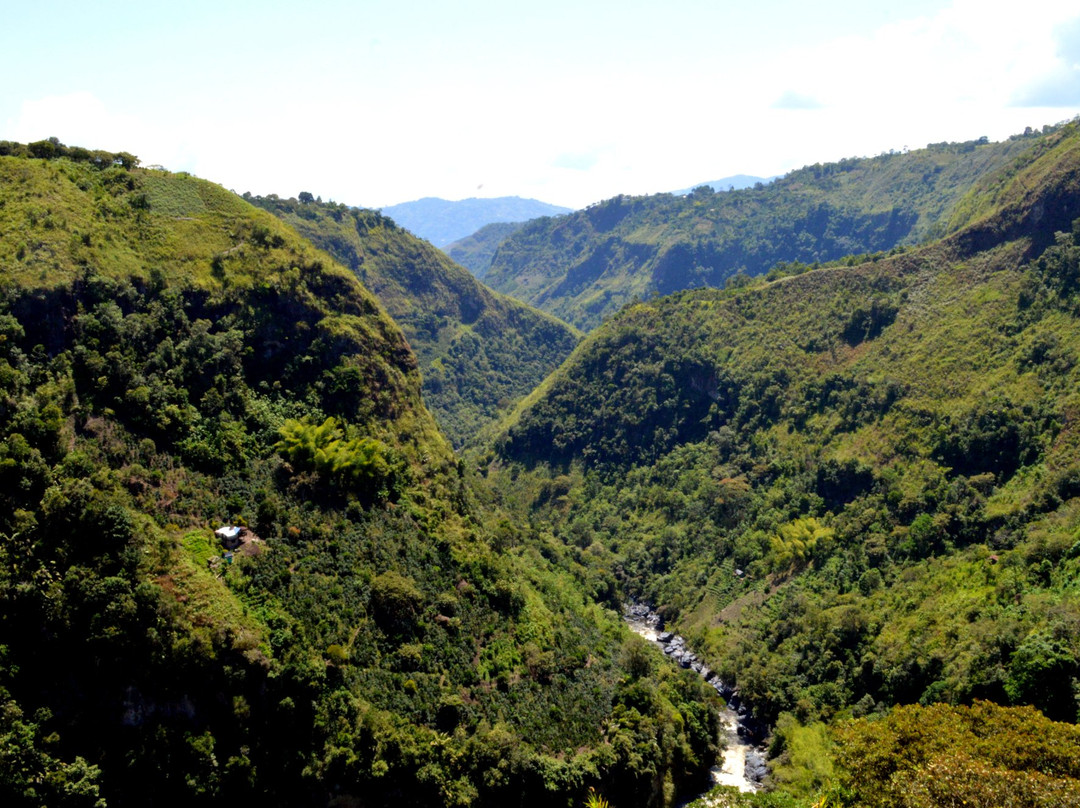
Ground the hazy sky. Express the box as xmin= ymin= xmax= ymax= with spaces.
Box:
xmin=3 ymin=0 xmax=1079 ymax=209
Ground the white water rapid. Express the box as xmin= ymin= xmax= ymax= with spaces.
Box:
xmin=623 ymin=606 xmax=761 ymax=797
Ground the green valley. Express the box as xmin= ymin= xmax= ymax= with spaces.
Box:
xmin=484 ymin=122 xmax=1080 ymax=805
xmin=5 ymin=118 xmax=1080 ymax=808
xmin=10 ymin=1 xmax=1080 ymax=806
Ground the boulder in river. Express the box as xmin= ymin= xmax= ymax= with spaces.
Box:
xmin=622 ymin=601 xmax=769 ymax=794
xmin=744 ymin=750 xmax=769 ymax=783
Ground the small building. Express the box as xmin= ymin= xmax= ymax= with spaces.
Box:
xmin=215 ymin=525 xmax=245 ymax=550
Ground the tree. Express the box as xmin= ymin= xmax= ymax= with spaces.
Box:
xmin=28 ymin=138 xmax=61 ymax=159
xmin=1005 ymin=632 xmax=1078 ymax=721
xmin=369 ymin=571 xmax=423 ymax=635
xmin=768 ymin=517 xmax=834 ymax=574
xmin=113 ymin=151 xmax=139 ymax=169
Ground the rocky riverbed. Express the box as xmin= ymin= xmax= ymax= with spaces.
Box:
xmin=623 ymin=602 xmax=768 ymax=793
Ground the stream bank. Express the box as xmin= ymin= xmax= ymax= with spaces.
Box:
xmin=622 ymin=602 xmax=768 ymax=794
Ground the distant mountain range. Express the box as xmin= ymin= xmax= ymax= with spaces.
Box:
xmin=378 ymin=195 xmax=573 ymax=247
xmin=673 ymin=174 xmax=778 ymax=194
xmin=441 ymin=178 xmax=780 ymax=280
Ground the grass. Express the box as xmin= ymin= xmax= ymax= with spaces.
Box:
xmin=181 ymin=528 xmax=220 ymax=567
xmin=158 ymin=526 xmax=272 ymax=663
xmin=140 ymin=172 xmax=208 ymax=217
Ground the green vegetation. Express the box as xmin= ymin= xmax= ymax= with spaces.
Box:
xmin=248 ymin=194 xmax=581 ymax=447
xmin=0 ymin=144 xmax=716 ymax=807
xmin=483 ymin=123 xmax=1080 ymax=803
xmin=832 ymin=701 xmax=1080 ymax=807
xmin=484 ymin=127 xmax=1058 ymax=330
xmin=445 ymin=221 xmax=527 ymax=278
xmin=274 ymin=416 xmax=403 ymax=500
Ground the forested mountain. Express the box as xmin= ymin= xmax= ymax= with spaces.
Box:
xmin=0 ymin=142 xmax=717 ymax=808
xmin=444 ymin=179 xmax=781 ymax=288
xmin=445 ymin=221 xmax=527 ymax=278
xmin=485 ymin=129 xmax=1055 ymax=331
xmin=247 ymin=195 xmax=581 ymax=447
xmin=378 ymin=196 xmax=572 ymax=248
xmin=483 ymin=122 xmax=1080 ymax=804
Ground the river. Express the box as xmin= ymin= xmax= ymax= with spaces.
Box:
xmin=622 ymin=603 xmax=766 ymax=799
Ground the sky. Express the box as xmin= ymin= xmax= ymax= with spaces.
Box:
xmin=3 ymin=0 xmax=1080 ymax=210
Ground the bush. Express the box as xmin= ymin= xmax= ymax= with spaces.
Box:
xmin=369 ymin=571 xmax=424 ymax=636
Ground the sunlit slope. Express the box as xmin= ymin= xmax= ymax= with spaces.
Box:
xmin=484 ymin=129 xmax=1055 ymax=330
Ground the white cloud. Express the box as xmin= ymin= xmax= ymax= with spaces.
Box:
xmin=1012 ymin=15 xmax=1080 ymax=106
xmin=5 ymin=2 xmax=1080 ymax=211
xmin=652 ymin=0 xmax=1080 ymax=194
xmin=773 ymin=92 xmax=824 ymax=110
xmin=479 ymin=0 xmax=1080 ymax=205
xmin=7 ymin=92 xmax=123 ymax=148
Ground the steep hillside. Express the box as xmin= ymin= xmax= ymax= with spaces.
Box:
xmin=0 ymin=143 xmax=717 ymax=808
xmin=378 ymin=196 xmax=572 ymax=247
xmin=248 ymin=195 xmax=581 ymax=447
xmin=485 ymin=123 xmax=1080 ymax=803
xmin=445 ymin=220 xmax=527 ymax=278
xmin=485 ymin=129 xmax=1056 ymax=331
